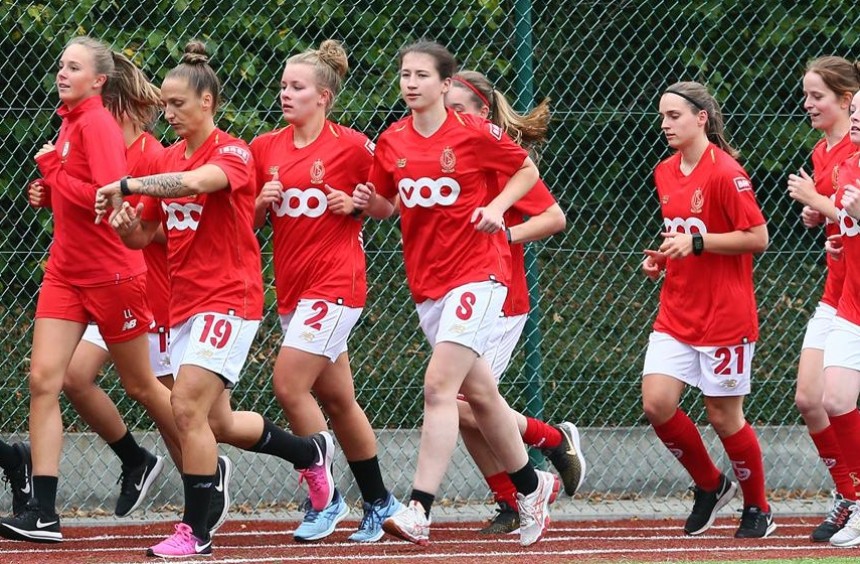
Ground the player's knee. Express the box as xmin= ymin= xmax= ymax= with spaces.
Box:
xmin=62 ymin=369 xmax=91 ymax=399
xmin=822 ymin=393 xmax=851 ymax=417
xmin=794 ymin=387 xmax=820 ymax=416
xmin=29 ymin=364 xmax=63 ymax=397
xmin=170 ymin=393 xmax=204 ymax=433
xmin=642 ymin=397 xmax=675 ymax=425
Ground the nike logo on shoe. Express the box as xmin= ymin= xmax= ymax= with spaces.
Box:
xmin=313 ymin=441 xmax=325 ymax=467
xmin=22 ymin=466 xmax=30 ymax=494
xmin=214 ymin=468 xmax=224 ymax=493
xmin=134 ymin=468 xmax=149 ymax=492
xmin=195 ymin=540 xmax=212 ymax=552
xmin=36 ymin=518 xmax=58 ymax=529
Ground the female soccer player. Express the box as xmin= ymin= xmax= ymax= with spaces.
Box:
xmin=785 ymin=56 xmax=860 ymax=541
xmin=353 ymin=40 xmax=555 ymax=548
xmin=28 ymin=51 xmax=173 ymax=519
xmin=641 ymin=81 xmax=773 ymax=538
xmin=0 ymin=37 xmax=179 ymax=544
xmin=445 ymin=70 xmax=583 ymax=534
xmin=819 ymin=89 xmax=860 ymax=548
xmin=94 ymin=41 xmax=337 ymax=558
xmin=251 ymin=39 xmax=400 ymax=543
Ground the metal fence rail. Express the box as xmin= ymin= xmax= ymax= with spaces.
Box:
xmin=0 ymin=1 xmax=850 ymax=514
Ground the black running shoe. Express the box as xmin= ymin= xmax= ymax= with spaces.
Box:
xmin=115 ymin=449 xmax=164 ymax=517
xmin=206 ymin=455 xmax=232 ymax=534
xmin=2 ymin=442 xmax=32 ymax=516
xmin=684 ymin=474 xmax=738 ymax=535
xmin=479 ymin=502 xmax=520 ymax=534
xmin=811 ymin=492 xmax=854 ymax=542
xmin=734 ymin=505 xmax=776 ymax=538
xmin=542 ymin=422 xmax=586 ymax=496
xmin=0 ymin=498 xmax=62 ymax=543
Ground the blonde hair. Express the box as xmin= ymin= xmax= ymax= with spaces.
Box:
xmin=102 ymin=52 xmax=161 ymax=131
xmin=451 ymin=70 xmax=550 ymax=148
xmin=286 ymin=39 xmax=348 ymax=112
xmin=663 ymin=81 xmax=739 ymax=159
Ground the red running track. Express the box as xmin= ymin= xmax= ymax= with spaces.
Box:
xmin=0 ymin=516 xmax=853 ymax=563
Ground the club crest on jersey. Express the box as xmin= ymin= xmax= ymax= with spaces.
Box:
xmin=488 ymin=123 xmax=503 ymax=141
xmin=396 ymin=158 xmax=407 ymax=168
xmin=440 ymin=147 xmax=456 ymax=173
xmin=268 ymin=166 xmax=279 ymax=181
xmin=61 ymin=141 xmax=71 ymax=159
xmin=734 ymin=177 xmax=752 ymax=192
xmin=690 ymin=187 xmax=704 ymax=214
xmin=661 ymin=195 xmax=669 ymax=205
xmin=310 ymin=159 xmax=325 ymax=184
xmin=364 ymin=139 xmax=375 ymax=155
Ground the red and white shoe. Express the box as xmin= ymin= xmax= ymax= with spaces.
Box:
xmin=382 ymin=500 xmax=430 ymax=546
xmin=517 ymin=470 xmax=554 ymax=546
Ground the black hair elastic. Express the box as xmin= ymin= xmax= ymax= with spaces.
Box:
xmin=664 ymin=89 xmax=705 ymax=111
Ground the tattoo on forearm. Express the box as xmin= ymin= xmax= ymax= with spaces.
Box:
xmin=138 ymin=173 xmax=187 ymax=197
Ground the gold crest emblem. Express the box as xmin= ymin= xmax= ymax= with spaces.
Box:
xmin=661 ymin=195 xmax=669 ymax=205
xmin=301 ymin=331 xmax=315 ymax=342
xmin=396 ymin=158 xmax=407 ymax=168
xmin=310 ymin=159 xmax=325 ymax=184
xmin=440 ymin=147 xmax=456 ymax=173
xmin=691 ymin=187 xmax=704 ymax=214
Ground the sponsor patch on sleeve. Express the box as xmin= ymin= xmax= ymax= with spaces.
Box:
xmin=218 ymin=145 xmax=251 ymax=164
xmin=488 ymin=123 xmax=503 ymax=141
xmin=733 ymin=177 xmax=752 ymax=192
xmin=364 ymin=139 xmax=376 ymax=155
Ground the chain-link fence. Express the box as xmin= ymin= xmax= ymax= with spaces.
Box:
xmin=0 ymin=1 xmax=852 ymax=515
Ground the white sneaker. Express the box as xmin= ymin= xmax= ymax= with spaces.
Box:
xmin=830 ymin=502 xmax=860 ymax=547
xmin=382 ymin=500 xmax=430 ymax=546
xmin=516 ymin=470 xmax=554 ymax=546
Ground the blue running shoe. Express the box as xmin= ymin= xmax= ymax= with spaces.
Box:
xmin=293 ymin=489 xmax=349 ymax=542
xmin=348 ymin=492 xmax=404 ymax=542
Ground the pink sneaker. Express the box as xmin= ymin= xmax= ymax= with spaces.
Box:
xmin=298 ymin=431 xmax=335 ymax=511
xmin=146 ymin=523 xmax=212 ymax=558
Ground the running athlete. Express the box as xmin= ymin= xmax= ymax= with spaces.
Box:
xmin=250 ymin=39 xmax=401 ymax=543
xmin=785 ymin=56 xmax=860 ymax=542
xmin=642 ymin=81 xmax=773 ymax=538
xmin=28 ymin=52 xmax=174 ymax=519
xmin=819 ymin=89 xmax=860 ymax=548
xmin=0 ymin=37 xmax=180 ymax=544
xmin=353 ymin=40 xmax=555 ymax=548
xmin=94 ymin=41 xmax=336 ymax=558
xmin=445 ymin=70 xmax=584 ymax=534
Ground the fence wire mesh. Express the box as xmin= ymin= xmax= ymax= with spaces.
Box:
xmin=0 ymin=0 xmax=852 ymax=515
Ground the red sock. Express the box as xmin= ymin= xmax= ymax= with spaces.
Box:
xmin=810 ymin=425 xmax=856 ymax=499
xmin=829 ymin=410 xmax=860 ymax=500
xmin=653 ymin=409 xmax=722 ymax=490
xmin=522 ymin=417 xmax=563 ymax=449
xmin=720 ymin=423 xmax=768 ymax=512
xmin=485 ymin=472 xmax=517 ymax=508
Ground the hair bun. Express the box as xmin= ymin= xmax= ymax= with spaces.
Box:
xmin=182 ymin=40 xmax=209 ymax=65
xmin=318 ymin=39 xmax=348 ymax=79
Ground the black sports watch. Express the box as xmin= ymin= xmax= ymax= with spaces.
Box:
xmin=692 ymin=232 xmax=704 ymax=256
xmin=120 ymin=176 xmax=132 ymax=196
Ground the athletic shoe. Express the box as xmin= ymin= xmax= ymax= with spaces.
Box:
xmin=829 ymin=502 xmax=860 ymax=547
xmin=146 ymin=522 xmax=212 ymax=557
xmin=115 ymin=449 xmax=164 ymax=517
xmin=206 ymin=455 xmax=232 ymax=534
xmin=294 ymin=489 xmax=349 ymax=542
xmin=298 ymin=432 xmax=334 ymax=511
xmin=1 ymin=442 xmax=32 ymax=516
xmin=684 ymin=474 xmax=738 ymax=535
xmin=349 ymin=492 xmax=404 ymax=542
xmin=382 ymin=500 xmax=430 ymax=546
xmin=811 ymin=492 xmax=854 ymax=542
xmin=0 ymin=498 xmax=62 ymax=543
xmin=734 ymin=505 xmax=777 ymax=538
xmin=542 ymin=422 xmax=586 ymax=496
xmin=479 ymin=501 xmax=520 ymax=534
xmin=516 ymin=469 xmax=555 ymax=546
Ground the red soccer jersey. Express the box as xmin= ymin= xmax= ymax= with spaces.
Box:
xmin=35 ymin=95 xmax=146 ymax=285
xmin=811 ymin=135 xmax=854 ymax=308
xmin=126 ymin=132 xmax=169 ymax=328
xmin=652 ymin=144 xmax=766 ymax=345
xmin=500 ymin=179 xmax=558 ymax=317
xmin=369 ymin=109 xmax=528 ymax=302
xmin=833 ymin=153 xmax=860 ymax=325
xmin=141 ymin=129 xmax=263 ymax=326
xmin=250 ymin=121 xmax=372 ymax=314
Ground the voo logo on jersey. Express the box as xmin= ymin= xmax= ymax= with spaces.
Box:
xmin=272 ymin=188 xmax=327 ymax=218
xmin=663 ymin=216 xmax=708 ymax=234
xmin=163 ymin=202 xmax=203 ymax=231
xmin=398 ymin=177 xmax=460 ymax=208
xmin=837 ymin=208 xmax=860 ymax=237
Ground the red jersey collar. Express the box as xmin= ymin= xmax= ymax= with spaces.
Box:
xmin=56 ymin=95 xmax=105 ymax=120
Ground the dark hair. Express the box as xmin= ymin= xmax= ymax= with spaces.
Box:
xmin=452 ymin=70 xmax=550 ymax=147
xmin=102 ymin=52 xmax=161 ymax=131
xmin=165 ymin=40 xmax=221 ymax=111
xmin=663 ymin=81 xmax=739 ymax=159
xmin=287 ymin=39 xmax=349 ymax=112
xmin=398 ymin=40 xmax=456 ymax=79
xmin=805 ymin=56 xmax=860 ymax=101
